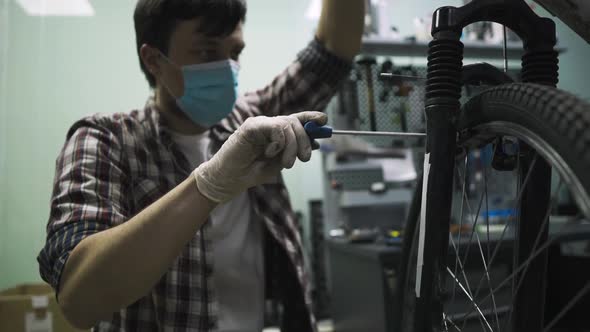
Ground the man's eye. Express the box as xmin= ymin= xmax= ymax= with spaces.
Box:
xmin=197 ymin=50 xmax=219 ymax=61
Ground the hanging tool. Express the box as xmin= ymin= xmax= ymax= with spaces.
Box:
xmin=304 ymin=121 xmax=426 ymax=140
xmin=502 ymin=25 xmax=509 ymax=73
xmin=356 ymin=57 xmax=378 ymax=131
xmin=378 ymin=59 xmax=395 ymax=102
xmin=338 ymin=69 xmax=361 ymax=129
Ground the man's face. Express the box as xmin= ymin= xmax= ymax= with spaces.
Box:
xmin=157 ymin=18 xmax=245 ymax=99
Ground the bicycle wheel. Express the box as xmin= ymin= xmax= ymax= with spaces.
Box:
xmin=400 ymin=83 xmax=590 ymax=332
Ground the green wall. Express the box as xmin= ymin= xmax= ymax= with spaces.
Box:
xmin=1 ymin=0 xmax=589 ymax=290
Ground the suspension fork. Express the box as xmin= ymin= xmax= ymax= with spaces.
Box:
xmin=416 ymin=0 xmax=558 ymax=331
xmin=416 ymin=27 xmax=464 ymax=332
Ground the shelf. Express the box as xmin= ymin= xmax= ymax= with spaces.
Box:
xmin=361 ymin=37 xmax=566 ymax=60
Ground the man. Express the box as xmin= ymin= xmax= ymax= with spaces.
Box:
xmin=37 ymin=0 xmax=364 ymax=331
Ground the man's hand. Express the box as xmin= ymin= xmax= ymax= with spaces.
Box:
xmin=194 ymin=111 xmax=327 ymax=203
xmin=316 ymin=0 xmax=365 ymax=60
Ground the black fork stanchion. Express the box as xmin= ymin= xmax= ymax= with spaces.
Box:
xmin=418 ymin=0 xmax=558 ymax=331
xmin=516 ymin=12 xmax=558 ymax=332
xmin=418 ymin=28 xmax=464 ymax=332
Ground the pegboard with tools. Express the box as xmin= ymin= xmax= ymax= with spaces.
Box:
xmin=327 ymin=57 xmax=521 ymax=149
xmin=328 ymin=58 xmax=428 ymax=149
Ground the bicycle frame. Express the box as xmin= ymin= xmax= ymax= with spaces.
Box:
xmin=417 ymin=0 xmax=559 ymax=331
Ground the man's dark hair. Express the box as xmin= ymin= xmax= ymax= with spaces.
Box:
xmin=134 ymin=0 xmax=247 ymax=88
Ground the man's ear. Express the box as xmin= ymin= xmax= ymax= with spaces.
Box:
xmin=140 ymin=44 xmax=162 ymax=77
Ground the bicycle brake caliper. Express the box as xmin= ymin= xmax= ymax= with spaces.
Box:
xmin=492 ymin=137 xmax=518 ymax=171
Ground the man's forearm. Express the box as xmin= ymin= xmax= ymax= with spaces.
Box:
xmin=58 ymin=176 xmax=216 ymax=329
xmin=316 ymin=0 xmax=365 ymax=60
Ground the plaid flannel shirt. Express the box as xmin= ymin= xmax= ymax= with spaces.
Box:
xmin=37 ymin=39 xmax=351 ymax=332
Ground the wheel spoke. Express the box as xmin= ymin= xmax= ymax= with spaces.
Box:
xmin=486 ymin=154 xmax=537 ymax=274
xmin=458 ymin=221 xmax=571 ymax=324
xmin=456 ymin=151 xmax=525 ymax=273
xmin=542 ymin=281 xmax=590 ymax=332
xmin=464 ymin=154 xmax=538 ymax=313
xmin=502 ymin=178 xmax=564 ymax=331
xmin=484 ymin=156 xmax=491 ymax=262
xmin=474 ymin=231 xmax=501 ymax=332
xmin=450 ymin=232 xmax=496 ymax=332
xmin=447 ymin=267 xmax=495 ymax=332
xmin=459 ymin=183 xmax=486 ymax=271
xmin=445 ymin=313 xmax=463 ymax=332
xmin=449 ymin=234 xmax=478 ymax=302
xmin=505 ymin=153 xmax=524 ymax=327
xmin=514 ymin=178 xmax=563 ymax=289
xmin=449 ymin=234 xmax=489 ymax=332
xmin=451 ymin=155 xmax=469 ymax=305
xmin=511 ymin=152 xmax=522 ymax=332
xmin=482 ymin=157 xmax=501 ymax=332
xmin=456 ymin=153 xmax=559 ymax=325
xmin=456 ymin=165 xmax=490 ymax=332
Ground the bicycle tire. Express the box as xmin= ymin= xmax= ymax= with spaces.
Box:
xmin=399 ymin=82 xmax=590 ymax=332
xmin=459 ymin=83 xmax=590 ymax=215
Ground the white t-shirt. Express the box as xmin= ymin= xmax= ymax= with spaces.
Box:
xmin=170 ymin=130 xmax=265 ymax=332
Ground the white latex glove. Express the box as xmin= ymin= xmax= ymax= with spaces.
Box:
xmin=193 ymin=111 xmax=327 ymax=203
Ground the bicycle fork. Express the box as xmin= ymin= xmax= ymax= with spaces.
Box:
xmin=416 ymin=0 xmax=558 ymax=331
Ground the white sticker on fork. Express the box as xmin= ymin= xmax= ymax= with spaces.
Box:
xmin=416 ymin=153 xmax=430 ymax=298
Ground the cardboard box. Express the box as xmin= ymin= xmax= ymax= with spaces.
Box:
xmin=0 ymin=283 xmax=87 ymax=332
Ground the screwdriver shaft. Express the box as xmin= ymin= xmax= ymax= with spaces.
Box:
xmin=331 ymin=129 xmax=425 ymax=138
xmin=379 ymin=73 xmax=426 ymax=81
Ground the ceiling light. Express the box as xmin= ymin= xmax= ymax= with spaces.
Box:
xmin=305 ymin=0 xmax=321 ymax=20
xmin=16 ymin=0 xmax=94 ymax=16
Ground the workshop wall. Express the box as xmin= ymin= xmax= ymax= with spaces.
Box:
xmin=1 ymin=0 xmax=589 ymax=290
xmin=535 ymin=5 xmax=590 ymax=102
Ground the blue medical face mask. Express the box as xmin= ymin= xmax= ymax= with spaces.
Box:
xmin=160 ymin=54 xmax=240 ymax=127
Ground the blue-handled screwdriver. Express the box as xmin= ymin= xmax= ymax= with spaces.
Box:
xmin=304 ymin=121 xmax=426 ymax=139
